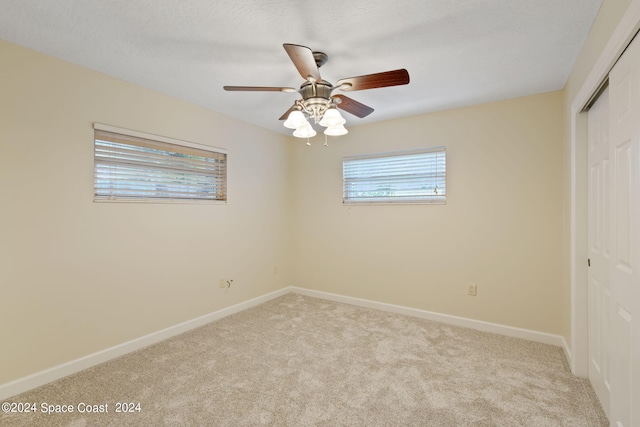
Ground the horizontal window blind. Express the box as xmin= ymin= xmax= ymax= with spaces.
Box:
xmin=94 ymin=126 xmax=227 ymax=202
xmin=343 ymin=147 xmax=446 ymax=204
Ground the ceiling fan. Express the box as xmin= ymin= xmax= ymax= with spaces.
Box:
xmin=223 ymin=43 xmax=410 ymax=138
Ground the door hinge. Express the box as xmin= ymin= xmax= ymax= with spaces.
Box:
xmin=588 ymin=258 xmax=591 ymax=267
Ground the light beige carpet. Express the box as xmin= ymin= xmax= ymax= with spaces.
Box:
xmin=2 ymin=294 xmax=607 ymax=426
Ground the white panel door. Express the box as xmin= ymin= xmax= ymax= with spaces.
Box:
xmin=587 ymin=86 xmax=611 ymax=416
xmin=608 ymin=33 xmax=640 ymax=427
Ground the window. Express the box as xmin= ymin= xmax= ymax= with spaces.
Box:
xmin=94 ymin=123 xmax=227 ymax=203
xmin=343 ymin=147 xmax=446 ymax=204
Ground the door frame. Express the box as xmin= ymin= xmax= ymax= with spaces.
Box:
xmin=569 ymin=0 xmax=640 ymax=376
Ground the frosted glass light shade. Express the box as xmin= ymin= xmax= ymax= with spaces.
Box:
xmin=293 ymin=122 xmax=317 ymax=138
xmin=319 ymin=108 xmax=345 ymax=127
xmin=324 ymin=125 xmax=348 ymax=136
xmin=283 ymin=110 xmax=307 ymax=129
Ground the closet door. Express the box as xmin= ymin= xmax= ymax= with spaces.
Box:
xmin=587 ymin=86 xmax=611 ymax=416
xmin=608 ymin=33 xmax=640 ymax=427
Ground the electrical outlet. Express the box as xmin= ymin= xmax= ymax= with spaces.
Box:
xmin=219 ymin=278 xmax=226 ymax=288
xmin=467 ymin=283 xmax=477 ymax=296
xmin=273 ymin=266 xmax=278 ymax=275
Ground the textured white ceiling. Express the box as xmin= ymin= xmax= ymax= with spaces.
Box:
xmin=0 ymin=0 xmax=602 ymax=134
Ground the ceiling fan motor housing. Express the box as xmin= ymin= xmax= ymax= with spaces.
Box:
xmin=300 ymin=80 xmax=332 ymax=100
xmin=300 ymin=81 xmax=334 ymax=119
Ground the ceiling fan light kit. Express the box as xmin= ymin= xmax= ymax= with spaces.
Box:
xmin=319 ymin=108 xmax=346 ymax=127
xmin=283 ymin=110 xmax=307 ymax=129
xmin=292 ymin=121 xmax=317 ymax=138
xmin=324 ymin=124 xmax=348 ymax=136
xmin=224 ymin=43 xmax=409 ymax=143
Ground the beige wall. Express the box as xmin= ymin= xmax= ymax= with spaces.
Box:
xmin=290 ymin=91 xmax=564 ymax=334
xmin=0 ymin=40 xmax=292 ymax=384
xmin=561 ymin=0 xmax=632 ymax=346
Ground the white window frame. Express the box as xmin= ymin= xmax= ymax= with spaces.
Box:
xmin=93 ymin=123 xmax=227 ymax=204
xmin=342 ymin=147 xmax=446 ymax=205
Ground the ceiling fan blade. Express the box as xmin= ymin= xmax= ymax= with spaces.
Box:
xmin=279 ymin=105 xmax=299 ymax=120
xmin=336 ymin=69 xmax=410 ymax=91
xmin=223 ymin=86 xmax=297 ymax=92
xmin=333 ymin=94 xmax=374 ymax=118
xmin=283 ymin=43 xmax=321 ymax=82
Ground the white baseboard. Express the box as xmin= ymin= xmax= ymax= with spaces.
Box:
xmin=290 ymin=287 xmax=565 ymax=347
xmin=561 ymin=336 xmax=573 ymax=371
xmin=0 ymin=287 xmax=289 ymax=401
